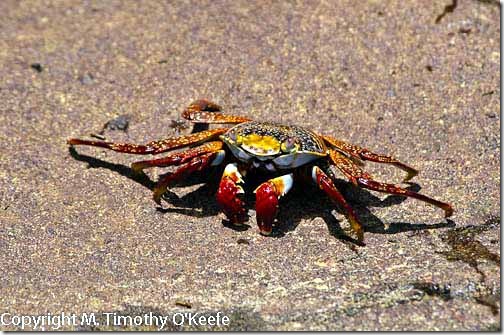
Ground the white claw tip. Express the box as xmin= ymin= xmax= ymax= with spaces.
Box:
xmin=223 ymin=163 xmax=244 ymax=184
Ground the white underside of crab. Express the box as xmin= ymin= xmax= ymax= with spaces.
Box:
xmin=223 ymin=142 xmax=322 ymax=170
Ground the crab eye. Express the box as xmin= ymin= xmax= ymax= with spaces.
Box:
xmin=281 ymin=138 xmax=298 ymax=153
xmin=227 ymin=131 xmax=243 ymax=144
xmin=228 ymin=131 xmax=237 ymax=141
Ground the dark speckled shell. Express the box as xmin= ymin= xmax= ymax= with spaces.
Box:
xmin=227 ymin=121 xmax=327 ymax=154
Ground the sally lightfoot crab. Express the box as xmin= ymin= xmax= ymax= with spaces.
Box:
xmin=68 ymin=99 xmax=453 ymax=242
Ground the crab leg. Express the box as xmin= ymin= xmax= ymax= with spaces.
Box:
xmin=67 ymin=128 xmax=228 ymax=155
xmin=328 ymin=149 xmax=373 ymax=185
xmin=152 ymin=151 xmax=224 ymax=204
xmin=357 ymin=178 xmax=454 ymax=217
xmin=323 ymin=135 xmax=418 ymax=181
xmin=312 ymin=166 xmax=364 ymax=242
xmin=182 ymin=99 xmax=251 ymax=124
xmin=216 ymin=163 xmax=247 ymax=225
xmin=130 ymin=141 xmax=224 ymax=173
xmin=254 ymin=174 xmax=294 ymax=235
xmin=329 ymin=149 xmax=453 ymax=218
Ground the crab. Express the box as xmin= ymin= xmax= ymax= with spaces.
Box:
xmin=68 ymin=99 xmax=453 ymax=242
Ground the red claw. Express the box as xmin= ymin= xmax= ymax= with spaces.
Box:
xmin=255 ymin=182 xmax=279 ymax=235
xmin=216 ymin=176 xmax=246 ymax=224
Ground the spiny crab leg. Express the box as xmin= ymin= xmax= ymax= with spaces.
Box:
xmin=182 ymin=99 xmax=252 ymax=124
xmin=254 ymin=174 xmax=294 ymax=235
xmin=216 ymin=163 xmax=247 ymax=225
xmin=323 ymin=135 xmax=418 ymax=182
xmin=357 ymin=178 xmax=454 ymax=218
xmin=329 ymin=149 xmax=453 ymax=217
xmin=153 ymin=151 xmax=225 ymax=204
xmin=67 ymin=128 xmax=228 ymax=155
xmin=131 ymin=141 xmax=223 ymax=173
xmin=312 ymin=166 xmax=364 ymax=242
xmin=328 ymin=149 xmax=372 ymax=186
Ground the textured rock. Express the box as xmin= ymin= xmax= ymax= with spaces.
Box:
xmin=0 ymin=0 xmax=499 ymax=331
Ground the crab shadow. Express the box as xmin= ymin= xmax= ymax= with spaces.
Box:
xmin=274 ymin=181 xmax=455 ymax=245
xmin=68 ymin=147 xmax=223 ymax=218
xmin=69 ymin=147 xmax=454 ymax=245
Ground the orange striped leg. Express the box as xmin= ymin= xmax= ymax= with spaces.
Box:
xmin=323 ymin=135 xmax=418 ymax=181
xmin=328 ymin=149 xmax=373 ymax=186
xmin=329 ymin=149 xmax=453 ymax=218
xmin=152 ymin=151 xmax=221 ymax=204
xmin=67 ymin=128 xmax=228 ymax=155
xmin=357 ymin=178 xmax=453 ymax=217
xmin=130 ymin=141 xmax=224 ymax=173
xmin=182 ymin=99 xmax=251 ymax=124
xmin=312 ymin=166 xmax=364 ymax=242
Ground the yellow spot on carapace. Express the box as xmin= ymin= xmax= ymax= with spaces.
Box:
xmin=240 ymin=134 xmax=281 ymax=156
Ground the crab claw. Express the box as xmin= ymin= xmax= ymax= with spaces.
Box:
xmin=254 ymin=182 xmax=278 ymax=235
xmin=254 ymin=174 xmax=294 ymax=235
xmin=216 ymin=164 xmax=246 ymax=224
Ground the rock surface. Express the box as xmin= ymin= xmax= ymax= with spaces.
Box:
xmin=0 ymin=0 xmax=500 ymax=331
